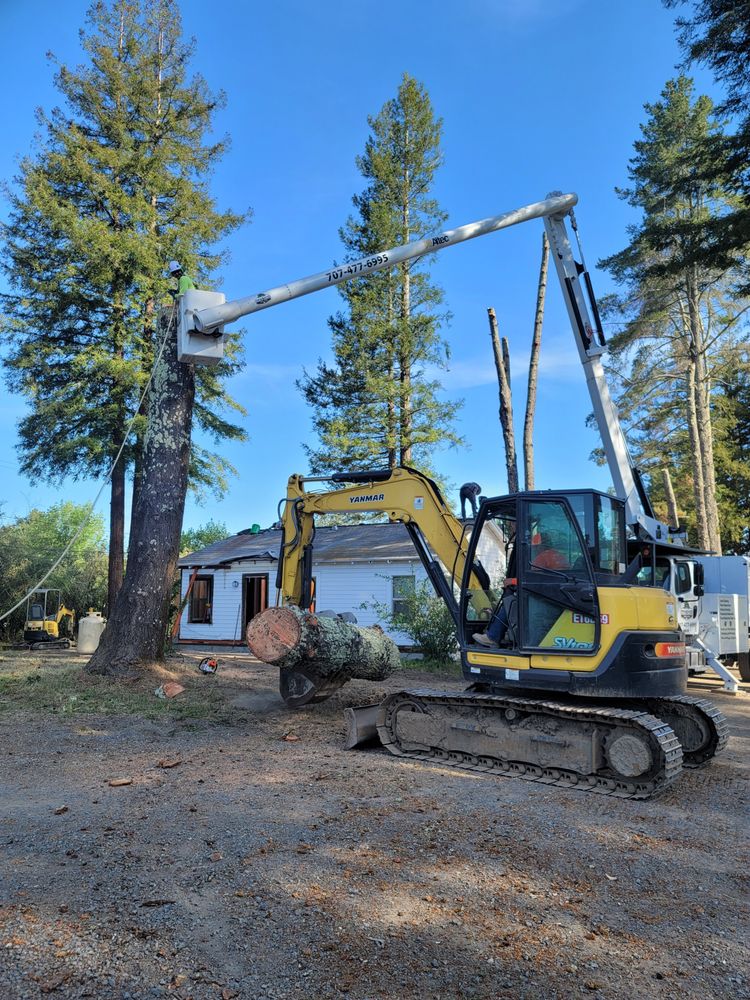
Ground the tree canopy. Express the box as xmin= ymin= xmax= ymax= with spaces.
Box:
xmin=665 ymin=0 xmax=750 ymax=289
xmin=599 ymin=76 xmax=749 ymax=552
xmin=299 ymin=74 xmax=462 ymax=479
xmin=0 ymin=0 xmax=248 ymax=610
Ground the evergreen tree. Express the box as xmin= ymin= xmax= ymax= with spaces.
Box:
xmin=0 ymin=0 xmax=248 ymax=613
xmin=299 ymin=74 xmax=462 ymax=477
xmin=712 ymin=356 xmax=750 ymax=552
xmin=599 ymin=76 xmax=748 ymax=554
xmin=665 ymin=1 xmax=750 ymax=289
xmin=180 ymin=519 xmax=229 ymax=555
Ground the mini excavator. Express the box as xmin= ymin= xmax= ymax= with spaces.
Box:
xmin=22 ymin=589 xmax=74 ymax=649
xmin=176 ymin=192 xmax=729 ymax=797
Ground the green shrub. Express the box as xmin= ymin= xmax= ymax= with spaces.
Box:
xmin=365 ymin=580 xmax=458 ymax=667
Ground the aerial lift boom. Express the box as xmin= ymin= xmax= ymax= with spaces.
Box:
xmin=175 ymin=191 xmax=731 ymax=796
xmin=180 ymin=192 xmax=676 ymax=547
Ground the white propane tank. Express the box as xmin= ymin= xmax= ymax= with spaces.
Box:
xmin=78 ymin=609 xmax=107 ymax=654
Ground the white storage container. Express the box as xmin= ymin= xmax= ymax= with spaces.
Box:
xmin=77 ymin=609 xmax=107 ymax=654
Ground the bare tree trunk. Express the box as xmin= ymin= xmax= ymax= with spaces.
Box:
xmin=523 ymin=233 xmax=548 ymax=490
xmin=686 ymin=361 xmax=709 ymax=549
xmin=107 ymin=458 xmax=125 ymax=614
xmin=488 ymin=307 xmax=519 ymax=493
xmin=86 ymin=313 xmax=195 ymax=675
xmin=387 ymin=289 xmax=397 ymax=469
xmin=686 ymin=276 xmax=722 ymax=553
xmin=661 ymin=468 xmax=680 ymax=530
xmin=107 ymin=291 xmax=127 ymax=612
xmin=695 ymin=351 xmax=722 ymax=554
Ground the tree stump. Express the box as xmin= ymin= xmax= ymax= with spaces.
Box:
xmin=246 ymin=605 xmax=400 ymax=707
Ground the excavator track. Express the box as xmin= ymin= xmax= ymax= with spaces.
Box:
xmin=641 ymin=695 xmax=729 ymax=768
xmin=376 ymin=689 xmax=683 ymax=799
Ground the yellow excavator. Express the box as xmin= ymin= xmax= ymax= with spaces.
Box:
xmin=23 ymin=589 xmax=75 ymax=649
xmin=176 ymin=191 xmax=729 ymax=797
xmin=272 ymin=467 xmax=726 ymax=799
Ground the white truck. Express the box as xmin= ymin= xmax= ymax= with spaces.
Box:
xmin=695 ymin=555 xmax=750 ymax=681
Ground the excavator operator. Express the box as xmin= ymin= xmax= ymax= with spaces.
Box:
xmin=473 ymin=531 xmax=569 ymax=648
xmin=530 ymin=530 xmax=570 ymax=570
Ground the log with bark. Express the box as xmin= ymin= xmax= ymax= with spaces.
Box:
xmin=246 ymin=605 xmax=400 ymax=708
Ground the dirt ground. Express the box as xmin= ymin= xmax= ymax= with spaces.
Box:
xmin=0 ymin=650 xmax=748 ymax=1000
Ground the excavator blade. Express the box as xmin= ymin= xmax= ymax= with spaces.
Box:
xmin=343 ymin=704 xmax=382 ymax=749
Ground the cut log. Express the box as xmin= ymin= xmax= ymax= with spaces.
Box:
xmin=246 ymin=605 xmax=400 ymax=707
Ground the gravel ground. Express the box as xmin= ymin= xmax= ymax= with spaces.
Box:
xmin=1 ymin=652 xmax=748 ymax=1000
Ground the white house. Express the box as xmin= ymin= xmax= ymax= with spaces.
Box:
xmin=177 ymin=522 xmax=434 ymax=647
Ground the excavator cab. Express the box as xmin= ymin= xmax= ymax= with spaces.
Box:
xmin=461 ymin=492 xmax=606 ymax=658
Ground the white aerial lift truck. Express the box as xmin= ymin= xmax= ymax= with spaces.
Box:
xmin=175 ymin=191 xmax=743 ymax=692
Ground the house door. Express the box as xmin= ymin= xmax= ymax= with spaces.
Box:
xmin=243 ymin=574 xmax=268 ymax=631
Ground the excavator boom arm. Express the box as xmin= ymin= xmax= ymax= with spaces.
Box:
xmin=277 ymin=468 xmax=489 ymax=623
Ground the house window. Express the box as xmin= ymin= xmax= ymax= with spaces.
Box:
xmin=392 ymin=575 xmax=415 ymax=618
xmin=189 ymin=575 xmax=214 ymax=624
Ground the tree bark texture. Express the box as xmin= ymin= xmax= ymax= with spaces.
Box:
xmin=661 ymin=468 xmax=680 ymax=530
xmin=694 ymin=350 xmax=722 ymax=553
xmin=86 ymin=313 xmax=195 ymax=675
xmin=399 ymin=261 xmax=412 ymax=466
xmin=686 ymin=361 xmax=709 ymax=549
xmin=523 ymin=233 xmax=548 ymax=491
xmin=686 ymin=275 xmax=722 ymax=553
xmin=107 ymin=456 xmax=125 ymax=614
xmin=246 ymin=605 xmax=400 ymax=682
xmin=488 ymin=307 xmax=519 ymax=493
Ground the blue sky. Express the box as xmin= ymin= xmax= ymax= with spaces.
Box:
xmin=0 ymin=0 xmax=719 ymax=537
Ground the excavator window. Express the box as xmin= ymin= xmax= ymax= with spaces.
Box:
xmin=559 ymin=492 xmax=627 ymax=581
xmin=596 ymin=497 xmax=626 ymax=574
xmin=461 ymin=494 xmax=600 ymax=655
xmin=520 ymin=500 xmax=598 ymax=651
xmin=526 ymin=501 xmax=588 ymax=575
xmin=462 ymin=501 xmax=516 ymax=630
xmin=461 ymin=499 xmax=518 ymax=649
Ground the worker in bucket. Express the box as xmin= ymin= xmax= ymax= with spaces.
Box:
xmin=168 ymin=260 xmax=196 ymax=298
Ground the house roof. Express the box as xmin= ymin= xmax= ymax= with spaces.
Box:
xmin=178 ymin=522 xmax=419 ymax=569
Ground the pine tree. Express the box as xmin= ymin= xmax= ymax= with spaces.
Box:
xmin=712 ymin=356 xmax=750 ymax=552
xmin=599 ymin=76 xmax=747 ymax=554
xmin=0 ymin=0 xmax=248 ymax=613
xmin=665 ymin=0 xmax=750 ymax=289
xmin=299 ymin=74 xmax=462 ymax=478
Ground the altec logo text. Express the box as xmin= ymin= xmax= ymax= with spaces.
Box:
xmin=350 ymin=493 xmax=385 ymax=504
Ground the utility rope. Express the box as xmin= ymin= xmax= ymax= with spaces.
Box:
xmin=0 ymin=302 xmax=177 ymax=624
